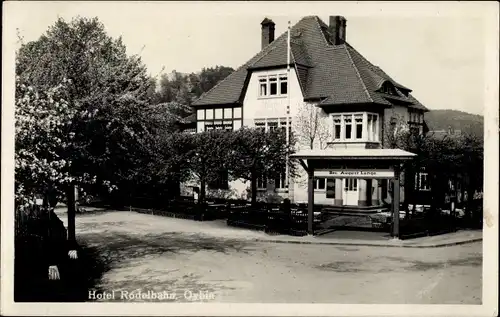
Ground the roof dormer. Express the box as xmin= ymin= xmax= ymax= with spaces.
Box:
xmin=378 ymin=81 xmax=399 ymax=96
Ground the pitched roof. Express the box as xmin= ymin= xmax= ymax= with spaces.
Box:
xmin=192 ymin=16 xmax=427 ymax=111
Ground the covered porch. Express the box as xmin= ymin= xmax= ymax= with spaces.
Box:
xmin=291 ymin=148 xmax=416 ymax=238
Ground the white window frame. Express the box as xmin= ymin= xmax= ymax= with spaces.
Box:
xmin=330 ymin=112 xmax=379 ymax=143
xmin=313 ymin=177 xmax=326 ymax=191
xmin=258 ymin=73 xmax=288 ymax=98
xmin=344 ymin=178 xmax=358 ymax=191
xmin=254 ymin=118 xmax=291 ymax=134
xmin=197 ymin=106 xmax=243 ymax=132
xmin=415 ymin=172 xmax=431 ymax=191
xmin=257 ymin=175 xmax=267 ymax=190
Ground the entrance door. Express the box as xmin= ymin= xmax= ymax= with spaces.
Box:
xmin=342 ymin=178 xmax=359 ymax=206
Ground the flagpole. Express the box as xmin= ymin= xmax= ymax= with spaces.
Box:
xmin=286 ymin=20 xmax=291 ymax=194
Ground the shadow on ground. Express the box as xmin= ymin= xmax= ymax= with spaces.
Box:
xmin=79 ymin=231 xmax=255 ymax=270
xmin=316 ymin=255 xmax=482 ymax=274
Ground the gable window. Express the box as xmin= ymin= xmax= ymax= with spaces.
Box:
xmin=259 ymin=77 xmax=267 ymax=96
xmin=280 ymin=75 xmax=288 ymax=95
xmin=269 ymin=76 xmax=278 ymax=95
xmin=258 ymin=74 xmax=288 ymax=98
xmin=380 ymin=82 xmax=398 ymax=96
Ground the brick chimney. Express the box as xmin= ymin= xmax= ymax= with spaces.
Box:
xmin=328 ymin=16 xmax=347 ymax=45
xmin=261 ymin=17 xmax=275 ymax=50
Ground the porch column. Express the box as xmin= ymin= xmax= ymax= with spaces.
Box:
xmin=334 ymin=179 xmax=343 ymax=205
xmin=366 ymin=179 xmax=373 ymax=205
xmin=392 ymin=165 xmax=401 ymax=238
xmin=372 ymin=179 xmax=380 ymax=205
xmin=358 ymin=179 xmax=367 ymax=206
xmin=308 ymin=165 xmax=315 ymax=235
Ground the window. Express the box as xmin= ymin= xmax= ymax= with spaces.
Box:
xmin=254 ymin=118 xmax=291 ymax=136
xmin=333 ymin=116 xmax=341 ymax=140
xmin=344 ymin=178 xmax=358 ymax=191
xmin=371 ymin=115 xmax=377 ymax=140
xmin=380 ymin=82 xmax=398 ymax=96
xmin=215 ymin=108 xmax=223 ymax=119
xmin=326 ymin=179 xmax=335 ymax=198
xmin=415 ymin=172 xmax=430 ymax=191
xmin=258 ymin=74 xmax=288 ymax=98
xmin=344 ymin=116 xmax=352 ymax=139
xmin=268 ymin=121 xmax=279 ymax=132
xmin=255 ymin=122 xmax=266 ymax=132
xmin=275 ymin=167 xmax=287 ymax=189
xmin=280 ymin=75 xmax=288 ymax=95
xmin=257 ymin=175 xmax=267 ymax=189
xmin=197 ymin=109 xmax=205 ymax=120
xmin=269 ymin=76 xmax=278 ymax=95
xmin=233 ymin=107 xmax=242 ymax=118
xmin=355 ymin=115 xmax=363 ymax=139
xmin=314 ymin=178 xmax=326 ymax=190
xmin=205 ymin=109 xmax=214 ymax=120
xmin=233 ymin=120 xmax=242 ymax=130
xmin=198 ymin=107 xmax=242 ymax=132
xmin=259 ymin=77 xmax=267 ymax=96
xmin=205 ymin=120 xmax=232 ymax=131
xmin=331 ymin=113 xmax=378 ymax=142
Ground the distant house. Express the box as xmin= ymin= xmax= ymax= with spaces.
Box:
xmin=428 ymin=126 xmax=462 ymax=140
xmin=187 ymin=16 xmax=432 ymax=208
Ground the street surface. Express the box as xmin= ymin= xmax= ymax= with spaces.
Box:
xmin=63 ymin=210 xmax=482 ymax=304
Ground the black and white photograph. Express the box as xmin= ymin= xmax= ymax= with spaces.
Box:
xmin=1 ymin=1 xmax=498 ymax=316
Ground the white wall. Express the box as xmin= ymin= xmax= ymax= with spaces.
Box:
xmin=242 ymin=68 xmax=305 ymax=127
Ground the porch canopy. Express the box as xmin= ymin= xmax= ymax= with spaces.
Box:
xmin=291 ymin=148 xmax=416 ymax=238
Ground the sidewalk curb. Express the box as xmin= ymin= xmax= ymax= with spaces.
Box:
xmin=250 ymin=237 xmax=482 ymax=248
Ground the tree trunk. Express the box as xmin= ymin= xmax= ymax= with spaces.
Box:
xmin=251 ymin=170 xmax=257 ymax=206
xmin=67 ymin=184 xmax=76 ymax=245
xmin=200 ymin=179 xmax=206 ymax=204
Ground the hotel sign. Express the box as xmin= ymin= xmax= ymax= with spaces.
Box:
xmin=314 ymin=169 xmax=395 ymax=178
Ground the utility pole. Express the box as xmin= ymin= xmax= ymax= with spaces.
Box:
xmin=286 ymin=20 xmax=291 ymax=193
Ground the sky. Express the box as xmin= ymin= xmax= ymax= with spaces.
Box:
xmin=4 ymin=1 xmax=495 ymax=116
